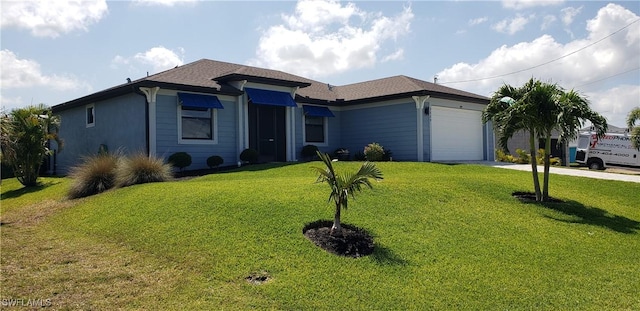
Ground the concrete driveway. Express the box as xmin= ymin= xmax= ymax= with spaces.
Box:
xmin=486 ymin=162 xmax=640 ymax=183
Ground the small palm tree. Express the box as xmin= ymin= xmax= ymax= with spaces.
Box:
xmin=627 ymin=107 xmax=640 ymax=150
xmin=313 ymin=151 xmax=383 ymax=236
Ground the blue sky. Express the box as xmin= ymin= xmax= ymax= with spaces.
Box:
xmin=1 ymin=0 xmax=639 ymax=127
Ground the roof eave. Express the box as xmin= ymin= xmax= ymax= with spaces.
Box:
xmin=215 ymin=74 xmax=312 ymax=88
xmin=52 ymin=81 xmax=243 ymax=113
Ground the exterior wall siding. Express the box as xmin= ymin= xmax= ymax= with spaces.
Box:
xmin=340 ymin=101 xmax=417 ymax=161
xmin=54 ymin=93 xmax=146 ymax=174
xmin=155 ymin=94 xmax=238 ymax=170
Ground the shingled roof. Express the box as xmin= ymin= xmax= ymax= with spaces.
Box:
xmin=53 ymin=58 xmax=488 ymax=112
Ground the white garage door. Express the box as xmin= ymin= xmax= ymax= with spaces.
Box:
xmin=431 ymin=106 xmax=484 ymax=161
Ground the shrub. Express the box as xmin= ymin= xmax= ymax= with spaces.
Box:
xmin=333 ymin=148 xmax=350 ymax=161
xmin=301 ymin=145 xmax=319 ymax=160
xmin=68 ymin=153 xmax=120 ymax=199
xmin=496 ymin=149 xmax=515 ymax=163
xmin=116 ymin=153 xmax=173 ymax=187
xmin=382 ymin=148 xmax=393 ymax=161
xmin=364 ymin=143 xmax=385 ymax=161
xmin=515 ymin=149 xmax=530 ymax=164
xmin=206 ymin=155 xmax=224 ymax=168
xmin=240 ymin=148 xmax=259 ymax=164
xmin=168 ymin=152 xmax=191 ymax=171
xmin=353 ymin=151 xmax=366 ymax=161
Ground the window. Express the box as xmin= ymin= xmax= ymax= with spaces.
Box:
xmin=305 ymin=116 xmax=326 ymax=144
xmin=86 ymin=104 xmax=95 ymax=127
xmin=182 ymin=107 xmax=212 ymax=139
xmin=178 ymin=106 xmax=217 ymax=144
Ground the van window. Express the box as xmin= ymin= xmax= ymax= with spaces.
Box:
xmin=577 ymin=135 xmax=590 ymax=149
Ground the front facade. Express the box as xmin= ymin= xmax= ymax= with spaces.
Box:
xmin=52 ymin=59 xmax=494 ymax=174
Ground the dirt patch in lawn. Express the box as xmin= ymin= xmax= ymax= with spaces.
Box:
xmin=303 ymin=220 xmax=374 ymax=258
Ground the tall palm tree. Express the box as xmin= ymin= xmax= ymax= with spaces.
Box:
xmin=627 ymin=107 xmax=640 ymax=150
xmin=483 ymin=78 xmax=607 ymax=202
xmin=539 ymin=87 xmax=607 ymax=201
xmin=483 ymin=78 xmax=544 ymax=200
xmin=313 ymin=151 xmax=383 ymax=236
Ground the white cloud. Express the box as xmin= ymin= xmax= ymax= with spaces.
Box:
xmin=132 ymin=0 xmax=198 ymax=7
xmin=492 ymin=14 xmax=534 ymax=35
xmin=249 ymin=0 xmax=413 ymax=78
xmin=561 ymin=6 xmax=582 ymax=26
xmin=502 ymin=0 xmax=564 ymax=10
xmin=541 ymin=15 xmax=557 ymax=30
xmin=0 ymin=95 xmax=24 ymax=112
xmin=0 ymin=49 xmax=84 ymax=91
xmin=437 ymin=3 xmax=639 ymax=130
xmin=0 ymin=0 xmax=108 ymax=38
xmin=112 ymin=46 xmax=185 ymax=74
xmin=381 ymin=49 xmax=404 ymax=63
xmin=586 ymin=85 xmax=640 ymax=127
xmin=469 ymin=17 xmax=488 ymax=26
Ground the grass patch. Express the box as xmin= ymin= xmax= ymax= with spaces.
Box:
xmin=1 ymin=162 xmax=639 ymax=310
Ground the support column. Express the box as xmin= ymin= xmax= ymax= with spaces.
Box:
xmin=412 ymin=95 xmax=430 ymax=162
xmin=140 ymin=87 xmax=160 ymax=157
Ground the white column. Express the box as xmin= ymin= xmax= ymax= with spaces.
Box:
xmin=140 ymin=87 xmax=160 ymax=157
xmin=412 ymin=95 xmax=430 ymax=162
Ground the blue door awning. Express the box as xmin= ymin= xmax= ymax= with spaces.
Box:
xmin=245 ymin=88 xmax=297 ymax=107
xmin=178 ymin=92 xmax=224 ymax=109
xmin=303 ymin=105 xmax=335 ymax=117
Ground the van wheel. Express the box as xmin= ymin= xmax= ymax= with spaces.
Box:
xmin=587 ymin=159 xmax=603 ymax=170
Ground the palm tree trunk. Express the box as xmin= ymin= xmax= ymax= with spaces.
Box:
xmin=331 ymin=202 xmax=342 ymax=236
xmin=542 ymin=135 xmax=552 ymax=201
xmin=529 ymin=131 xmax=542 ymax=201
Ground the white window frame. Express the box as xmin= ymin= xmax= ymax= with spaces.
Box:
xmin=303 ymin=115 xmax=328 ymax=146
xmin=177 ymin=104 xmax=219 ymax=145
xmin=86 ymin=104 xmax=95 ymax=128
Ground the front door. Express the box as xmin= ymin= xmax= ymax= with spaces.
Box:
xmin=249 ymin=104 xmax=287 ymax=162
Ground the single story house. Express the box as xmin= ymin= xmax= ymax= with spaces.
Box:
xmin=51 ymin=59 xmax=494 ymax=174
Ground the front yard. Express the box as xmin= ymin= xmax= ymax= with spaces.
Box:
xmin=1 ymin=162 xmax=638 ymax=310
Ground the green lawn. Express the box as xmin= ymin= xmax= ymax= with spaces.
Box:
xmin=1 ymin=162 xmax=639 ymax=310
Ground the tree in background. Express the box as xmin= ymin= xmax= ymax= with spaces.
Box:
xmin=627 ymin=107 xmax=640 ymax=150
xmin=484 ymin=78 xmax=607 ymax=202
xmin=0 ymin=104 xmax=62 ymax=187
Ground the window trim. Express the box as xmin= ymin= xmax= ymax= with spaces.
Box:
xmin=86 ymin=104 xmax=95 ymax=128
xmin=177 ymin=104 xmax=218 ymax=145
xmin=303 ymin=115 xmax=328 ymax=146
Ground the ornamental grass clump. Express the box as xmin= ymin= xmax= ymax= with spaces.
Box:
xmin=116 ymin=153 xmax=173 ymax=187
xmin=68 ymin=153 xmax=120 ymax=199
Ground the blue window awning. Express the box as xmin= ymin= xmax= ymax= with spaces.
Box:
xmin=303 ymin=105 xmax=335 ymax=117
xmin=245 ymin=88 xmax=297 ymax=107
xmin=178 ymin=92 xmax=224 ymax=109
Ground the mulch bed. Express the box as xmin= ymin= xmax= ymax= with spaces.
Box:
xmin=303 ymin=220 xmax=374 ymax=258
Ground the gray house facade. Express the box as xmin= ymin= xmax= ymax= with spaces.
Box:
xmin=52 ymin=59 xmax=494 ymax=174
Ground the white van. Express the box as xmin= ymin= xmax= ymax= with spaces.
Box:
xmin=575 ymin=132 xmax=640 ymax=169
